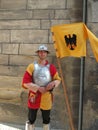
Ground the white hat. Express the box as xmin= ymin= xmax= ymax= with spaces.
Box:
xmin=36 ymin=45 xmax=50 ymax=53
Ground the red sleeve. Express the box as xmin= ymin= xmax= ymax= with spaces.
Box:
xmin=50 ymin=64 xmax=57 ymax=77
xmin=22 ymin=71 xmax=32 ymax=88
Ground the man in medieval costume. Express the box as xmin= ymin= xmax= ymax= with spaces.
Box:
xmin=22 ymin=44 xmax=61 ymax=130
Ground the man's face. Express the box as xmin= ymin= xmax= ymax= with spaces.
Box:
xmin=38 ymin=50 xmax=48 ymax=60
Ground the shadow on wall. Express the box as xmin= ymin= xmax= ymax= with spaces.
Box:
xmin=84 ymin=85 xmax=98 ymax=112
xmin=86 ymin=119 xmax=98 ymax=130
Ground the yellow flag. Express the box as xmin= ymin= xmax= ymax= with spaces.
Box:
xmin=51 ymin=23 xmax=87 ymax=58
xmin=51 ymin=22 xmax=98 ymax=62
xmin=84 ymin=24 xmax=98 ymax=62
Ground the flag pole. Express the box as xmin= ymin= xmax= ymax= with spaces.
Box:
xmin=56 ymin=57 xmax=75 ymax=130
xmin=51 ymin=30 xmax=75 ymax=130
xmin=78 ymin=0 xmax=87 ymax=130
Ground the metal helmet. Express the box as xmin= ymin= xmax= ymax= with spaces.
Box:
xmin=36 ymin=45 xmax=50 ymax=53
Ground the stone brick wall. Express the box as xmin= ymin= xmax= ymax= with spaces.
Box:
xmin=0 ymin=0 xmax=82 ymax=130
xmin=0 ymin=0 xmax=83 ymax=75
xmin=0 ymin=0 xmax=98 ymax=130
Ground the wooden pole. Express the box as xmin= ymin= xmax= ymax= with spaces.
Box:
xmin=56 ymin=57 xmax=75 ymax=130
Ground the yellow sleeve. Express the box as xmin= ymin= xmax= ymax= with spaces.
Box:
xmin=26 ymin=63 xmax=34 ymax=76
xmin=53 ymin=72 xmax=61 ymax=81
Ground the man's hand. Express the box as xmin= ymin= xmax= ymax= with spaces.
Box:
xmin=46 ymin=80 xmax=61 ymax=91
xmin=38 ymin=87 xmax=47 ymax=93
xmin=23 ymin=83 xmax=39 ymax=93
xmin=46 ymin=81 xmax=55 ymax=91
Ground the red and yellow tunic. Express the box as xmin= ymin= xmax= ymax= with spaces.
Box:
xmin=22 ymin=61 xmax=61 ymax=110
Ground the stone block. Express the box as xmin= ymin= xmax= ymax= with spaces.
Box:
xmin=0 ymin=0 xmax=27 ymax=9
xmin=0 ymin=54 xmax=8 ymax=65
xmin=0 ymin=63 xmax=28 ymax=77
xmin=0 ymin=88 xmax=21 ymax=101
xmin=68 ymin=9 xmax=83 ymax=21
xmin=10 ymin=55 xmax=34 ymax=65
xmin=27 ymin=0 xmax=66 ymax=9
xmin=0 ymin=20 xmax=40 ymax=29
xmin=51 ymin=20 xmax=70 ymax=27
xmin=41 ymin=20 xmax=51 ymax=29
xmin=67 ymin=0 xmax=83 ymax=8
xmin=55 ymin=10 xmax=69 ymax=19
xmin=2 ymin=43 xmax=19 ymax=54
xmin=33 ymin=10 xmax=54 ymax=19
xmin=19 ymin=44 xmax=39 ymax=55
xmin=0 ymin=65 xmax=19 ymax=76
xmin=16 ymin=66 xmax=27 ymax=77
xmin=0 ymin=30 xmax=10 ymax=42
xmin=11 ymin=30 xmax=48 ymax=43
xmin=0 ymin=10 xmax=32 ymax=20
xmin=88 ymin=23 xmax=98 ymax=37
xmin=90 ymin=1 xmax=98 ymax=22
xmin=0 ymin=76 xmax=22 ymax=89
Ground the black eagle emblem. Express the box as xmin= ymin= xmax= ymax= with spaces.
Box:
xmin=64 ymin=34 xmax=77 ymax=50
